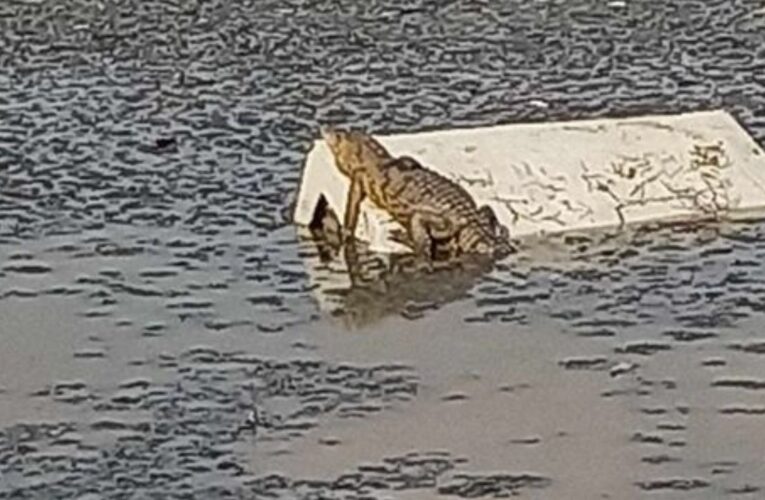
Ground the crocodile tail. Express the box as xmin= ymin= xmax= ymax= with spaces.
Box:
xmin=470 ymin=224 xmax=516 ymax=258
xmin=493 ymin=238 xmax=517 ymax=258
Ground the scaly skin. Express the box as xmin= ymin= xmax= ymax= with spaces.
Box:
xmin=320 ymin=126 xmax=514 ymax=260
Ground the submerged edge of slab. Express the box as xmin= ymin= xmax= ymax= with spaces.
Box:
xmin=294 ymin=110 xmax=765 ymax=254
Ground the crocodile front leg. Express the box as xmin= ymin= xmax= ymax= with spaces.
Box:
xmin=343 ymin=238 xmax=362 ymax=288
xmin=343 ymin=175 xmax=366 ymax=242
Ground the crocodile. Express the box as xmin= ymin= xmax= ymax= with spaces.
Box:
xmin=320 ymin=126 xmax=515 ymax=260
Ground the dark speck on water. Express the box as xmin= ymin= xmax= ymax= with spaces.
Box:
xmin=154 ymin=137 xmax=178 ymax=150
xmin=1 ymin=0 xmax=765 ymax=498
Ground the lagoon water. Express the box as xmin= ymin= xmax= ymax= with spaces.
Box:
xmin=2 ymin=0 xmax=765 ymax=498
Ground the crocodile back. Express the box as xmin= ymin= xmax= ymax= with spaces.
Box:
xmin=377 ymin=156 xmax=478 ymax=222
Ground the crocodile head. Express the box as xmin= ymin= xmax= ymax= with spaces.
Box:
xmin=320 ymin=126 xmax=343 ymax=152
xmin=321 ymin=126 xmax=393 ymax=177
xmin=320 ymin=126 xmax=355 ymax=176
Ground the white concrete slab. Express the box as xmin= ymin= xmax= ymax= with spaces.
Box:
xmin=294 ymin=110 xmax=765 ymax=253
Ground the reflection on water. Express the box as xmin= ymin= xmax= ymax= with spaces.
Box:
xmin=303 ymin=198 xmax=501 ymax=328
xmin=336 ymin=244 xmax=497 ymax=328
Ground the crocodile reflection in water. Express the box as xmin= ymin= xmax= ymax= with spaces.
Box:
xmin=306 ymin=200 xmax=496 ymax=328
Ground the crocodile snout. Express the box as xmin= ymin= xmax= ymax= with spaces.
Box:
xmin=320 ymin=126 xmax=340 ymax=147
